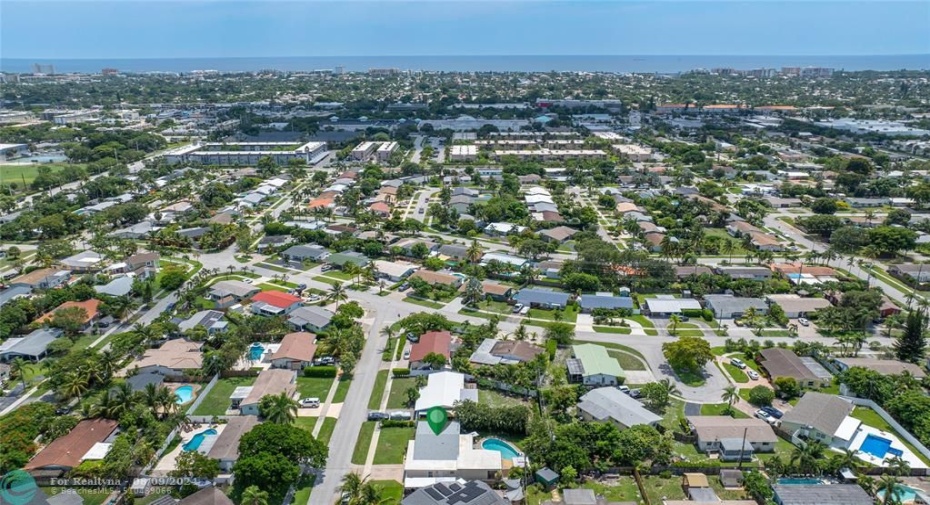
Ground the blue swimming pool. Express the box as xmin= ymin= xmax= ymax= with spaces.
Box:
xmin=878 ymin=485 xmax=921 ymax=504
xmin=175 ymin=385 xmax=194 ymax=404
xmin=777 ymin=478 xmax=822 ymax=485
xmin=249 ymin=343 xmax=264 ymax=361
xmin=859 ymin=434 xmax=893 ymax=459
xmin=482 ymin=438 xmax=520 ymax=460
xmin=183 ymin=428 xmax=217 ymax=452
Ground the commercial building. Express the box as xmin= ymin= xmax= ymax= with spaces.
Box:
xmin=612 ymin=144 xmax=653 ymax=162
xmin=492 ymin=149 xmax=607 ymax=161
xmin=164 ymin=141 xmax=327 ymax=166
xmin=376 ymin=141 xmax=399 ymax=162
xmin=450 ymin=145 xmax=478 ymax=161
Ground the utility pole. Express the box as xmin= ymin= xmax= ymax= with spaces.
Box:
xmin=737 ymin=426 xmax=748 ymax=469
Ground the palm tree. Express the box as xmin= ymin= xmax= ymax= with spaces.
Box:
xmin=721 ymin=385 xmax=739 ymax=415
xmin=831 ymin=448 xmax=861 ymax=475
xmin=669 ymin=314 xmax=682 ymax=336
xmin=340 ymin=472 xmax=387 ymax=505
xmin=328 ymin=282 xmax=348 ymax=308
xmin=98 ymin=350 xmax=120 ymax=383
xmin=765 ymin=456 xmax=789 ymax=481
xmin=721 ymin=239 xmax=735 ymax=264
xmin=790 ymin=441 xmax=826 ymax=475
xmin=888 ymin=455 xmax=910 ymax=477
xmin=61 ymin=371 xmax=89 ymax=401
xmin=657 ymin=378 xmax=681 ymax=398
xmin=241 ymin=485 xmax=269 ymax=505
xmin=259 ymin=392 xmax=299 ymax=424
xmin=9 ymin=357 xmax=32 ymax=390
xmin=878 ymin=475 xmax=902 ymax=505
xmin=466 ymin=239 xmax=483 ymax=264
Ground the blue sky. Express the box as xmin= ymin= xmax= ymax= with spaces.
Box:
xmin=2 ymin=1 xmax=928 ymax=58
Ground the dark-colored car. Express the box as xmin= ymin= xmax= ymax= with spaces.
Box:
xmin=398 ymin=283 xmax=409 ymax=291
xmin=368 ymin=411 xmax=389 ymax=421
xmin=761 ymin=406 xmax=783 ymax=419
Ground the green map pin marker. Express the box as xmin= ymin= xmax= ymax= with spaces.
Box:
xmin=426 ymin=407 xmax=448 ymax=435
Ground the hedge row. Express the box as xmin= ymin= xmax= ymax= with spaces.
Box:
xmin=303 ymin=366 xmax=338 ymax=378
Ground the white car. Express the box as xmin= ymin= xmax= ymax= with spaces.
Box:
xmin=755 ymin=409 xmax=777 ymax=425
xmin=300 ymin=397 xmax=320 ymax=408
xmin=617 ymin=385 xmax=631 ymax=394
xmin=730 ymin=358 xmax=746 ymax=369
xmin=798 ymin=318 xmax=810 ymax=327
xmin=747 ymin=370 xmax=760 ymax=380
xmin=242 ymin=278 xmax=253 ymax=284
xmin=403 ymin=349 xmax=411 ymax=360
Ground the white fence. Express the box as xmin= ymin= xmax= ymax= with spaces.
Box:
xmin=840 ymin=395 xmax=930 ymax=463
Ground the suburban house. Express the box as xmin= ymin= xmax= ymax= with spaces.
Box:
xmin=178 ymin=310 xmax=228 ymax=335
xmin=401 ymin=480 xmax=508 ymax=505
xmin=59 ymin=250 xmax=105 ymax=272
xmin=11 ymin=268 xmax=71 ymax=289
xmin=409 ymin=270 xmax=463 ymax=289
xmin=0 ymin=285 xmax=31 ymax=308
xmin=480 ymin=252 xmax=529 ymax=269
xmin=715 ymin=266 xmax=772 ymax=281
xmin=126 ymin=252 xmax=160 ymax=278
xmin=480 ymin=281 xmax=513 ymax=301
xmin=413 ymin=371 xmax=477 ymax=414
xmin=373 ymin=260 xmax=419 ymax=282
xmin=36 ymin=299 xmax=102 ymax=330
xmin=0 ymin=328 xmax=62 ymax=363
xmin=779 ymin=393 xmax=855 ymax=446
xmin=758 ymin=348 xmax=832 ymax=388
xmin=675 ymin=265 xmax=714 ymax=279
xmin=539 ymin=226 xmax=579 ymax=244
xmin=888 ymin=263 xmax=930 ymax=284
xmin=577 ymin=387 xmax=661 ymax=429
xmin=209 ymin=280 xmax=260 ymax=303
xmin=567 ymin=344 xmax=624 ymax=386
xmin=179 ymin=487 xmax=236 ymax=505
xmin=280 ymin=244 xmax=330 ymax=264
xmin=578 ymin=293 xmax=634 ymax=313
xmin=250 ymin=291 xmax=303 ymax=317
xmin=832 ymin=357 xmax=927 ymax=379
xmin=287 ymin=305 xmax=335 ymax=333
xmin=469 ymin=339 xmax=545 ymax=366
xmin=270 ymin=332 xmax=317 ymax=370
xmin=409 ymin=330 xmax=453 ymax=373
xmin=325 ymin=251 xmax=371 ymax=270
xmin=205 ymin=416 xmax=259 ymax=472
xmin=765 ymin=295 xmax=833 ymax=319
xmin=437 ymin=244 xmax=470 ymax=263
xmin=772 ymin=484 xmax=873 ymax=505
xmin=513 ymin=288 xmax=570 ymax=309
xmin=687 ymin=416 xmax=777 ymax=461
xmin=94 ymin=276 xmax=134 ymax=297
xmin=403 ymin=421 xmax=503 ymax=488
xmin=130 ymin=339 xmax=203 ymax=374
xmin=643 ymin=297 xmax=702 ymax=316
xmin=24 ymin=419 xmax=119 ymax=475
xmin=238 ymin=369 xmax=297 ymax=415
xmin=703 ymin=295 xmax=768 ymax=319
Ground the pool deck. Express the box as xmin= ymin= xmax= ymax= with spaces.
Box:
xmin=152 ymin=424 xmax=227 ymax=476
xmin=844 ymin=423 xmax=927 ymax=470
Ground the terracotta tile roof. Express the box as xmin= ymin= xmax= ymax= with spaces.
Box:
xmin=369 ymin=202 xmax=391 ymax=214
xmin=36 ymin=299 xmax=101 ymax=325
xmin=481 ymin=281 xmax=512 ymax=297
xmin=25 ymin=419 xmax=118 ymax=470
xmin=308 ymin=197 xmax=334 ymax=209
xmin=252 ymin=291 xmax=302 ymax=308
xmin=409 ymin=331 xmax=452 ymax=362
xmin=410 ymin=270 xmax=459 ymax=286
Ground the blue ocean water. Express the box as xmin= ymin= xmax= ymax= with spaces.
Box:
xmin=1 ymin=55 xmax=928 ymax=74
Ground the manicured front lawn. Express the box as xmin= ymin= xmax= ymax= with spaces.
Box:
xmin=332 ymin=377 xmax=351 ymax=403
xmin=291 ymin=475 xmax=317 ymax=505
xmin=352 ymin=421 xmax=377 ymax=465
xmin=295 ymin=416 xmax=317 ymax=434
xmin=722 ymin=362 xmax=749 ymax=383
xmin=374 ymin=426 xmax=415 ymax=464
xmin=700 ymin=402 xmax=749 ymax=418
xmin=403 ymin=296 xmax=445 ymax=309
xmin=673 ymin=367 xmax=706 ymax=387
xmin=527 ymin=304 xmax=579 ymax=322
xmin=256 ymin=262 xmax=291 ymax=273
xmin=477 ymin=299 xmax=514 ymax=314
xmin=387 ymin=377 xmax=417 ymax=409
xmin=297 ymin=376 xmax=335 ymax=400
xmin=317 ymin=417 xmax=337 ymax=444
xmin=321 ymin=270 xmax=355 ymax=281
xmin=369 ymin=370 xmax=389 ymax=410
xmin=594 ymin=326 xmax=632 ymax=334
xmin=627 ymin=314 xmax=656 ymax=328
xmin=607 ymin=350 xmax=647 ymax=371
xmin=258 ymin=282 xmax=289 ymax=292
xmin=373 ymin=480 xmax=404 ymax=505
xmin=193 ymin=376 xmax=255 ymax=416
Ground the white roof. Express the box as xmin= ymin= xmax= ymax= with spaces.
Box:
xmin=82 ymin=442 xmax=112 ymax=461
xmin=645 ymin=298 xmax=703 ymax=313
xmin=833 ymin=416 xmax=861 ymax=442
xmin=373 ymin=260 xmax=419 ymax=278
xmin=414 ymin=371 xmax=472 ymax=412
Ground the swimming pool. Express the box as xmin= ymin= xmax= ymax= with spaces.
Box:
xmin=777 ymin=478 xmax=822 ymax=485
xmin=482 ymin=438 xmax=520 ymax=460
xmin=175 ymin=385 xmax=194 ymax=404
xmin=249 ymin=343 xmax=264 ymax=361
xmin=183 ymin=428 xmax=218 ymax=452
xmin=859 ymin=433 xmax=893 ymax=459
xmin=878 ymin=485 xmax=921 ymax=504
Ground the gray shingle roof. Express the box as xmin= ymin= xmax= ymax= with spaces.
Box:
xmin=772 ymin=484 xmax=873 ymax=505
xmin=781 ymin=392 xmax=853 ymax=437
xmin=513 ymin=289 xmax=570 ymax=307
xmin=402 ymin=481 xmax=507 ymax=505
xmin=578 ymin=295 xmax=634 ymax=310
xmin=578 ymin=387 xmax=661 ymax=427
xmin=411 ymin=421 xmax=461 ymax=461
xmin=287 ymin=306 xmax=334 ymax=329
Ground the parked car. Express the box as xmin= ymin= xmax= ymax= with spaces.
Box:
xmin=747 ymin=370 xmax=760 ymax=380
xmin=418 ymin=208 xmax=425 ymax=214
xmin=296 ymin=283 xmax=307 ymax=290
xmin=730 ymin=358 xmax=746 ymax=369
xmin=519 ymin=306 xmax=530 ymax=315
xmin=755 ymin=409 xmax=777 ymax=424
xmin=319 ymin=356 xmax=335 ymax=365
xmin=321 ymin=264 xmax=333 ymax=272
xmin=368 ymin=411 xmax=389 ymax=421
xmin=403 ymin=349 xmax=411 ymax=360
xmin=406 ymin=332 xmax=420 ymax=343
xmin=390 ymin=411 xmax=412 ymax=421
xmin=629 ymin=389 xmax=642 ymax=399
xmin=512 ymin=303 xmax=524 ymax=313
xmin=617 ymin=385 xmax=631 ymax=394
xmin=798 ymin=318 xmax=810 ymax=326
xmin=242 ymin=278 xmax=253 ymax=284
xmin=398 ymin=283 xmax=409 ymax=291
xmin=761 ymin=406 xmax=784 ymax=419
xmin=300 ymin=398 xmax=320 ymax=408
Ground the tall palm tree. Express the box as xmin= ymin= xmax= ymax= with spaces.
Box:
xmin=9 ymin=357 xmax=32 ymax=390
xmin=328 ymin=282 xmax=348 ymax=308
xmin=657 ymin=378 xmax=681 ymax=398
xmin=878 ymin=475 xmax=902 ymax=505
xmin=721 ymin=385 xmax=739 ymax=415
xmin=241 ymin=485 xmax=269 ymax=505
xmin=258 ymin=392 xmax=299 ymax=424
xmin=790 ymin=441 xmax=826 ymax=475
xmin=669 ymin=314 xmax=682 ymax=335
xmin=466 ymin=240 xmax=483 ymax=264
xmin=61 ymin=372 xmax=89 ymax=401
xmin=888 ymin=455 xmax=910 ymax=477
xmin=98 ymin=350 xmax=120 ymax=383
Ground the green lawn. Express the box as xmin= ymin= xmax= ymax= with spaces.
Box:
xmin=369 ymin=370 xmax=389 ymax=410
xmin=317 ymin=417 xmax=337 ymax=444
xmin=607 ymin=350 xmax=647 ymax=371
xmin=333 ymin=377 xmax=351 ymax=403
xmin=320 ymin=270 xmax=355 ymax=281
xmin=576 ymin=340 xmax=648 ymax=362
xmin=40 ymin=487 xmax=113 ymax=505
xmin=721 ymin=362 xmax=749 ymax=383
xmin=387 ymin=378 xmax=417 ymax=409
xmin=258 ymin=282 xmax=289 ymax=292
xmin=373 ymin=481 xmax=404 ymax=505
xmin=673 ymin=367 xmax=706 ymax=387
xmin=297 ymin=376 xmax=335 ymax=400
xmin=526 ymin=304 xmax=579 ymax=322
xmin=193 ymin=376 xmax=255 ymax=416
xmin=374 ymin=426 xmax=415 ymax=464
xmin=641 ymin=475 xmax=687 ymax=504
xmin=71 ymin=333 xmax=99 ymax=351
xmin=291 ymin=475 xmax=317 ymax=505
xmin=594 ymin=326 xmax=632 ymax=334
xmin=1 ymin=163 xmax=78 ymax=184
xmin=478 ymin=390 xmax=529 ymax=407
xmin=700 ymin=403 xmax=749 ymax=418
xmin=294 ymin=416 xmax=317 ymax=435
xmin=476 ymin=299 xmax=514 ymax=314
xmin=627 ymin=314 xmax=656 ymax=328
xmin=256 ymin=262 xmax=291 ymax=273
xmin=314 ymin=276 xmax=344 ymax=286
xmin=352 ymin=421 xmax=377 ymax=465
xmin=403 ymin=297 xmax=445 ymax=309
xmin=578 ymin=478 xmax=641 ymax=502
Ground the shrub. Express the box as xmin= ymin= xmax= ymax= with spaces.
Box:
xmin=682 ymin=309 xmax=703 ymax=318
xmin=702 ymin=309 xmax=714 ymax=322
xmin=659 ymin=470 xmax=673 ymax=479
xmin=392 ymin=368 xmax=410 ymax=378
xmin=546 ymin=339 xmax=557 ymax=359
xmin=748 ymin=385 xmax=775 ymax=406
xmin=380 ymin=420 xmax=415 ymax=428
xmin=303 ymin=366 xmax=337 ymax=378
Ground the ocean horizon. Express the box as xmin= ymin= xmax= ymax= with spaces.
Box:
xmin=2 ymin=54 xmax=928 ymax=74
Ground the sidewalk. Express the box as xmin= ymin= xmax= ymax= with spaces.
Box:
xmin=363 ymin=337 xmax=402 ymax=475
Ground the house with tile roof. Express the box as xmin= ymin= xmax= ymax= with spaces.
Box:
xmin=409 ymin=331 xmax=453 ymax=373
xmin=250 ymin=291 xmax=303 ymax=317
xmin=271 ymin=332 xmax=317 ymax=370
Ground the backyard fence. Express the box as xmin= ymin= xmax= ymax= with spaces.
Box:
xmin=185 ymin=373 xmax=220 ymax=416
xmin=840 ymin=395 xmax=930 ymax=467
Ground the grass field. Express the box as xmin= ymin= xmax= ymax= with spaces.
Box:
xmin=387 ymin=378 xmax=416 ymax=409
xmin=373 ymin=481 xmax=404 ymax=505
xmin=478 ymin=390 xmax=529 ymax=407
xmin=0 ymin=163 xmax=70 ymax=184
xmin=374 ymin=426 xmax=415 ymax=464
xmin=594 ymin=326 xmax=632 ymax=334
xmin=607 ymin=349 xmax=647 ymax=371
xmin=641 ymin=475 xmax=687 ymax=504
xmin=258 ymin=282 xmax=289 ymax=292
xmin=403 ymin=296 xmax=445 ymax=309
xmin=369 ymin=370 xmax=389 ymax=410
xmin=527 ymin=304 xmax=579 ymax=323
xmin=297 ymin=376 xmax=335 ymax=400
xmin=193 ymin=376 xmax=255 ymax=416
xmin=352 ymin=421 xmax=377 ymax=464
xmin=701 ymin=402 xmax=749 ymax=418
xmin=317 ymin=417 xmax=336 ymax=444
xmin=721 ymin=362 xmax=749 ymax=383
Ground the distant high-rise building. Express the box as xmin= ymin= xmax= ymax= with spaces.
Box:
xmin=334 ymin=66 xmax=345 ymax=75
xmin=32 ymin=63 xmax=54 ymax=75
xmin=101 ymin=68 xmax=119 ymax=76
xmin=368 ymin=68 xmax=400 ymax=77
xmin=781 ymin=67 xmax=801 ymax=77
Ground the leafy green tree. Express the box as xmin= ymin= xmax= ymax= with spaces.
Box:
xmin=747 ymin=385 xmax=775 ymax=406
xmin=743 ymin=470 xmax=773 ymax=502
xmin=773 ymin=376 xmax=801 ymax=399
xmin=640 ymin=379 xmax=679 ymax=413
xmin=172 ymin=450 xmax=220 ymax=480
xmin=544 ymin=322 xmax=575 ymax=346
xmin=810 ymin=197 xmax=838 ymax=215
xmin=894 ymin=310 xmax=927 ymax=363
xmin=868 ymin=226 xmax=917 ymax=256
xmin=662 ymin=335 xmax=713 ymax=373
xmin=159 ymin=265 xmax=187 ymax=291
